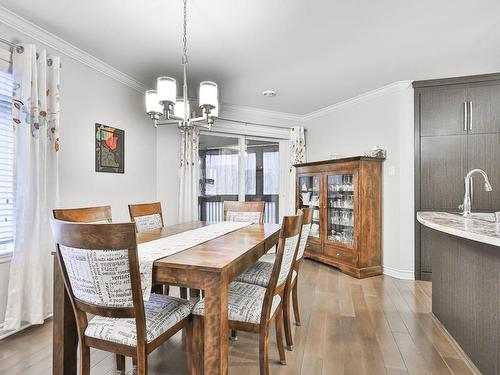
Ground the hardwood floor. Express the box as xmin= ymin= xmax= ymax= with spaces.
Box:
xmin=0 ymin=260 xmax=476 ymax=375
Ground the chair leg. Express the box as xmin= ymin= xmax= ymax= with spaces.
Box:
xmin=180 ymin=287 xmax=188 ymax=299
xmin=136 ymin=347 xmax=148 ymax=375
xmin=292 ymin=279 xmax=301 ymax=326
xmin=283 ymin=284 xmax=294 ymax=351
xmin=275 ymin=308 xmax=287 ymax=365
xmin=80 ymin=344 xmax=91 ymax=375
xmin=230 ymin=329 xmax=238 ymax=341
xmin=132 ymin=357 xmax=137 ymax=372
xmin=259 ymin=325 xmax=270 ymax=375
xmin=115 ymin=354 xmax=126 ymax=374
xmin=188 ymin=316 xmax=203 ymax=375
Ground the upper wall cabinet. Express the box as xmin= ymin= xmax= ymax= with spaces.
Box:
xmin=420 ymin=81 xmax=500 ymax=137
xmin=467 ymin=84 xmax=500 ymax=134
xmin=420 ymin=88 xmax=467 ymax=136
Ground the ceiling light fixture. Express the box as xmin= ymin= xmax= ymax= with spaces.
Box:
xmin=145 ymin=0 xmax=218 ymax=131
xmin=262 ymin=90 xmax=277 ymax=97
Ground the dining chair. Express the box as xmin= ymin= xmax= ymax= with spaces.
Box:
xmin=236 ymin=207 xmax=313 ymax=350
xmin=223 ymin=200 xmax=265 ymax=224
xmin=128 ymin=202 xmax=164 ymax=233
xmin=53 ymin=205 xmax=112 ymax=223
xmin=129 ymin=201 xmax=188 ymax=299
xmin=50 ymin=219 xmax=195 ymax=375
xmin=190 ymin=213 xmax=303 ymax=375
xmin=223 ymin=200 xmax=265 ymax=340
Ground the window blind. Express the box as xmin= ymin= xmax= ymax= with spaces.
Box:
xmin=0 ymin=69 xmax=13 ymax=247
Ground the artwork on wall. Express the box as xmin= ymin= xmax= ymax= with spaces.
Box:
xmin=95 ymin=123 xmax=125 ymax=173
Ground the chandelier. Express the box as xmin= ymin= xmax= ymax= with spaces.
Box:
xmin=144 ymin=0 xmax=218 ymax=131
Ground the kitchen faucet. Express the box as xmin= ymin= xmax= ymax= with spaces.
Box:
xmin=460 ymin=169 xmax=493 ymax=217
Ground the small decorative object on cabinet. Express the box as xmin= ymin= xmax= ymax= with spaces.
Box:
xmin=295 ymin=156 xmax=384 ymax=278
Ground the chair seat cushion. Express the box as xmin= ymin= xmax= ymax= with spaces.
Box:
xmin=236 ymin=260 xmax=298 ymax=287
xmin=192 ymin=281 xmax=281 ymax=324
xmin=235 ymin=261 xmax=274 ymax=287
xmin=85 ymin=294 xmax=193 ymax=347
xmin=259 ymin=252 xmax=276 ymax=264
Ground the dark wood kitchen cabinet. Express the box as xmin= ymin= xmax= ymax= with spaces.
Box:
xmin=414 ymin=73 xmax=500 ymax=280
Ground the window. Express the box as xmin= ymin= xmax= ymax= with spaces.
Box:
xmin=199 ymin=134 xmax=281 ymax=223
xmin=0 ymin=69 xmax=13 ymax=252
xmin=263 ymin=151 xmax=279 ymax=195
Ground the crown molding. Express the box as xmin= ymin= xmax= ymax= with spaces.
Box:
xmin=302 ymin=80 xmax=413 ymax=121
xmin=221 ymin=102 xmax=302 ymax=122
xmin=0 ymin=5 xmax=148 ymax=93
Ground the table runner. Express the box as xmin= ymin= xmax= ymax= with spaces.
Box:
xmin=138 ymin=221 xmax=251 ymax=300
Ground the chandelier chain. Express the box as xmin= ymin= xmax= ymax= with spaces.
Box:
xmin=182 ymin=0 xmax=188 ymax=64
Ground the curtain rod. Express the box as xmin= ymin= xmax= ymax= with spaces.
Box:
xmin=0 ymin=37 xmax=24 ymax=53
xmin=0 ymin=36 xmax=61 ymax=67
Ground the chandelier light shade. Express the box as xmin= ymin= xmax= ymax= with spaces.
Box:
xmin=144 ymin=0 xmax=218 ymax=131
xmin=174 ymin=98 xmax=190 ymax=119
xmin=145 ymin=90 xmax=163 ymax=115
xmin=157 ymin=77 xmax=177 ymax=104
xmin=199 ymin=81 xmax=218 ymax=109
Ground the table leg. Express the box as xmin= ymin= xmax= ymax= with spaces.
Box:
xmin=203 ymin=273 xmax=229 ymax=375
xmin=53 ymin=256 xmax=78 ymax=375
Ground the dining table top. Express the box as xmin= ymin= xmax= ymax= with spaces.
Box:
xmin=136 ymin=221 xmax=281 ymax=273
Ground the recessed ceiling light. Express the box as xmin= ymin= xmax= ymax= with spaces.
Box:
xmin=262 ymin=90 xmax=277 ymax=97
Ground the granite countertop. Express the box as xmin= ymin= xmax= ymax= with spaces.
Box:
xmin=417 ymin=211 xmax=500 ymax=247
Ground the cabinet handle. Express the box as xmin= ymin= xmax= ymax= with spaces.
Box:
xmin=463 ymin=101 xmax=468 ymax=131
xmin=468 ymin=101 xmax=473 ymax=131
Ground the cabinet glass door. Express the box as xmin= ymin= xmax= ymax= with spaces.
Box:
xmin=298 ymin=175 xmax=321 ymax=238
xmin=326 ymin=173 xmax=355 ymax=246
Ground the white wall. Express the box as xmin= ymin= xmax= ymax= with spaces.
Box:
xmin=303 ymin=81 xmax=415 ymax=279
xmin=156 ymin=126 xmax=181 ymax=225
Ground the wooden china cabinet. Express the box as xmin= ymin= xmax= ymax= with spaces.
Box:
xmin=295 ymin=156 xmax=384 ymax=278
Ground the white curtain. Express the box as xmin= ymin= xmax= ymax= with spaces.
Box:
xmin=288 ymin=126 xmax=306 ymax=215
xmin=178 ymin=128 xmax=200 ymax=223
xmin=4 ymin=45 xmax=60 ymax=330
xmin=290 ymin=126 xmax=306 ymax=167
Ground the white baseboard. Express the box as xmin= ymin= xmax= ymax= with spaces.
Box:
xmin=382 ymin=265 xmax=415 ymax=280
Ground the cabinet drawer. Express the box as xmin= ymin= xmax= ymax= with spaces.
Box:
xmin=305 ymin=239 xmax=322 ymax=255
xmin=324 ymin=246 xmax=358 ymax=266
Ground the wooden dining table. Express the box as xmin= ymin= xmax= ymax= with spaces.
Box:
xmin=52 ymin=221 xmax=281 ymax=375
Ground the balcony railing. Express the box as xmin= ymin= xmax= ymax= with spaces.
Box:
xmin=199 ymin=196 xmax=279 ymax=223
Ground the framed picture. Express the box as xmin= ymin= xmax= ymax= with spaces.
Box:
xmin=95 ymin=123 xmax=124 ymax=173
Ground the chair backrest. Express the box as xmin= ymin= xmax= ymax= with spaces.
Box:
xmin=223 ymin=201 xmax=264 ymax=224
xmin=53 ymin=205 xmax=112 ymax=223
xmin=128 ymin=202 xmax=164 ymax=233
xmin=296 ymin=207 xmax=313 ymax=261
xmin=50 ymin=219 xmax=146 ymax=342
xmin=261 ymin=213 xmax=302 ymax=322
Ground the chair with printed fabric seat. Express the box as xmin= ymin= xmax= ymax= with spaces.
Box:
xmin=189 ymin=213 xmax=303 ymax=375
xmin=50 ymin=219 xmax=195 ymax=375
xmin=235 ymin=207 xmax=313 ymax=350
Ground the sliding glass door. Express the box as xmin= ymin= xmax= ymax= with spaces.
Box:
xmin=198 ymin=133 xmax=280 ymax=223
xmin=245 ymin=138 xmax=279 ymax=223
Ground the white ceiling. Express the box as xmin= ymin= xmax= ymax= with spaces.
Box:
xmin=2 ymin=0 xmax=500 ymax=114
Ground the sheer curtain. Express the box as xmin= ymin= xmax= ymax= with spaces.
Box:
xmin=3 ymin=45 xmax=60 ymax=330
xmin=205 ymin=152 xmax=239 ymax=195
xmin=178 ymin=128 xmax=200 ymax=223
xmin=289 ymin=126 xmax=306 ymax=215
